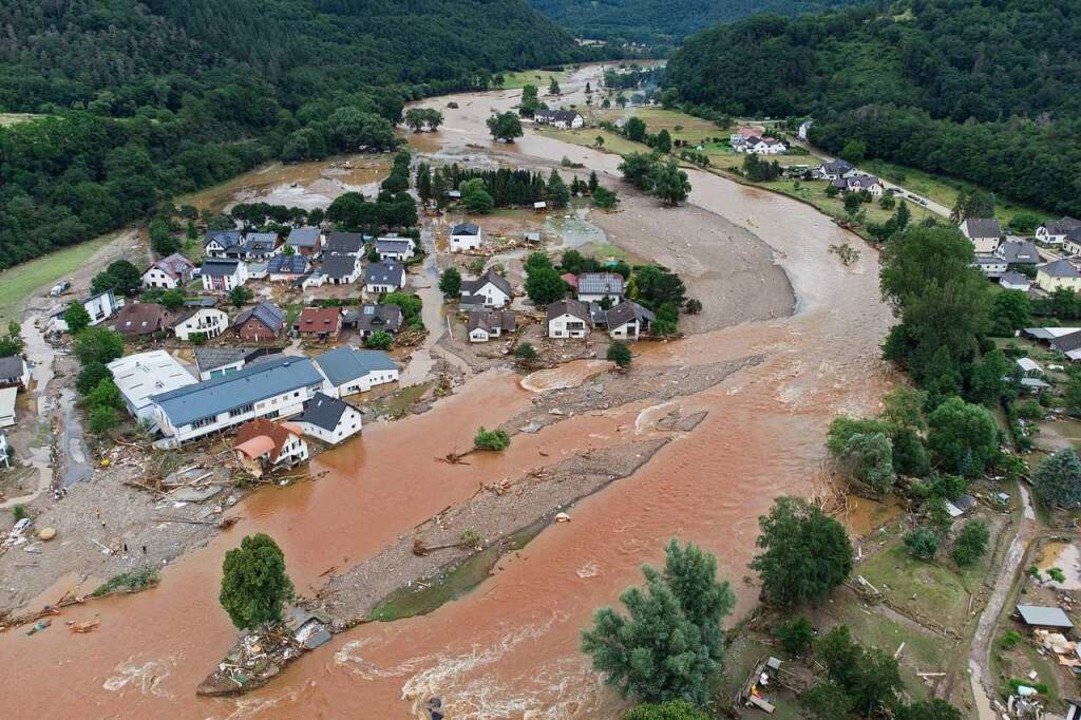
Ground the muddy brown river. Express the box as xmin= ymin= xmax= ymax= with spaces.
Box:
xmin=1 ymin=65 xmax=895 ymax=718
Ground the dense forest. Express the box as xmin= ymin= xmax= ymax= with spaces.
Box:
xmin=529 ymin=0 xmax=865 ymax=45
xmin=664 ymin=0 xmax=1081 ymax=215
xmin=0 ymin=0 xmax=589 ymax=269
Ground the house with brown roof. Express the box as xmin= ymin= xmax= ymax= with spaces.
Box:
xmin=232 ymin=301 xmax=285 ymax=341
xmin=606 ymin=300 xmax=655 ymax=340
xmin=467 ymin=310 xmax=516 ymax=343
xmin=298 ymin=307 xmax=343 ymax=342
xmin=115 ymin=303 xmax=173 ymax=338
xmin=233 ymin=418 xmax=309 ymax=478
xmin=547 ymin=299 xmax=593 ymax=339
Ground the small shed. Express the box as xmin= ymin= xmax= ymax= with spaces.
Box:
xmin=1017 ymin=604 xmax=1074 ymax=629
xmin=945 ymin=494 xmax=977 ymax=518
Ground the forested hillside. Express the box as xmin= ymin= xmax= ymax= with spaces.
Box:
xmin=529 ymin=0 xmax=865 ymax=45
xmin=664 ymin=0 xmax=1081 ymax=215
xmin=0 ymin=0 xmax=584 ymax=269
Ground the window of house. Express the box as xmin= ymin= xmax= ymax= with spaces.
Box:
xmin=229 ymin=404 xmax=254 ymax=418
xmin=191 ymin=415 xmax=216 ymax=429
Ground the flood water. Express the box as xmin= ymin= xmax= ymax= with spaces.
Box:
xmin=1 ymin=64 xmax=895 ymax=719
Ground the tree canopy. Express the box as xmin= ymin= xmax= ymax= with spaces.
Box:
xmin=219 ymin=533 xmax=294 ymax=631
xmin=1033 ymin=449 xmax=1081 ymax=509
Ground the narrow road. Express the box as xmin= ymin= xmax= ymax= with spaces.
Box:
xmin=968 ymin=485 xmax=1037 ymax=718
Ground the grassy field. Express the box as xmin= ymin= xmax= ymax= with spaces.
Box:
xmin=0 ymin=233 xmax=118 ymax=323
xmin=0 ymin=113 xmax=41 ymax=127
xmin=500 ymin=66 xmax=577 ymax=91
xmin=859 ymin=544 xmax=979 ymax=630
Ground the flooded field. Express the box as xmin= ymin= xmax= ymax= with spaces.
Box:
xmin=1 ymin=64 xmax=895 ymax=719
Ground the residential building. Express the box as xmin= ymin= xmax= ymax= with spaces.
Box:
xmin=51 ymin=289 xmax=121 ymax=332
xmin=232 ymin=301 xmax=286 ymax=341
xmin=466 ymin=310 xmax=516 ymax=342
xmin=324 ymin=232 xmax=367 ymax=256
xmin=349 ymin=304 xmax=403 ymax=339
xmin=296 ymin=392 xmax=363 ymax=445
xmin=200 ymin=259 xmax=249 ymax=293
xmin=314 ymin=346 xmax=399 ymax=397
xmin=0 ymin=356 xmax=30 ymax=390
xmin=1050 ymin=331 xmax=1081 ymax=360
xmin=833 ymin=174 xmax=883 ymax=196
xmin=959 ymin=218 xmax=1003 ymax=254
xmin=449 ymin=223 xmax=483 ymax=252
xmin=286 ymin=226 xmax=323 ymax=257
xmin=108 ymin=350 xmax=198 ymax=422
xmin=374 ymin=237 xmax=415 ymax=262
xmin=171 ymin=307 xmax=229 ymax=341
xmin=267 ymin=254 xmax=310 ymax=282
xmin=995 ymin=240 xmax=1041 ymax=266
xmin=1065 ymin=227 xmax=1081 ymax=257
xmin=547 ymin=299 xmax=593 ymax=339
xmin=1036 ymin=217 xmax=1081 ymax=246
xmin=999 ymin=272 xmax=1032 ymax=292
xmin=534 ymin=110 xmax=585 ymax=129
xmin=738 ymin=136 xmax=787 ymax=155
xmin=814 ymin=160 xmax=857 ymax=181
xmin=297 ymin=307 xmax=343 ymax=342
xmin=115 ymin=303 xmax=172 ymax=338
xmin=151 ymin=355 xmax=329 ymax=444
xmin=460 ymin=268 xmax=512 ymax=308
xmin=203 ymin=230 xmax=242 ymax=257
xmin=233 ymin=418 xmax=309 ymax=477
xmin=142 ymin=253 xmax=196 ymax=289
xmin=0 ymin=387 xmax=16 ymax=427
xmin=577 ymin=272 xmax=625 ymax=303
xmin=194 ymin=347 xmax=280 ymax=381
xmin=365 ymin=261 xmax=406 ymax=294
xmin=203 ymin=231 xmax=282 ymax=261
xmin=1015 ymin=357 xmax=1043 ymax=378
xmin=606 ymin=300 xmax=655 ymax=340
xmin=974 ymin=255 xmax=1008 ymax=278
xmin=1036 ymin=259 xmax=1081 ymax=292
xmin=322 ymin=252 xmax=362 ymax=285
xmin=0 ymin=432 xmax=9 ymax=468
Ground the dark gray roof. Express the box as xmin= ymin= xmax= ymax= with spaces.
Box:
xmin=962 ymin=217 xmax=1002 ymax=239
xmin=451 ymin=223 xmax=480 ymax=236
xmin=0 ymin=356 xmax=26 ymax=380
xmin=546 ymin=299 xmax=592 ymax=324
xmin=232 ymin=301 xmax=285 ymax=332
xmin=325 ymin=232 xmax=367 ymax=254
xmin=201 ymin=259 xmax=242 ymax=277
xmin=194 ymin=347 xmax=250 ymax=373
xmin=354 ymin=304 xmax=403 ymax=333
xmin=996 ymin=240 xmax=1040 ymax=264
xmin=151 ymin=356 xmax=323 ymax=426
xmin=606 ymin=300 xmax=655 ymax=329
xmin=267 ymin=254 xmax=309 ymax=274
xmin=998 ymin=271 xmax=1031 ymax=286
xmin=150 ymin=253 xmax=195 ymax=279
xmin=184 ymin=297 xmax=218 ymax=308
xmin=848 ymin=174 xmax=880 ymax=189
xmin=297 ymin=392 xmax=360 ymax=431
xmin=536 ymin=110 xmax=581 ymax=123
xmin=821 ymin=159 xmax=854 ymax=174
xmin=204 ymin=230 xmax=242 ymax=248
xmin=459 ymin=295 xmax=487 ymax=307
xmin=1043 ymin=217 xmax=1081 ymax=235
xmin=314 ymin=347 xmax=397 ymax=386
xmin=375 ymin=237 xmax=413 ymax=253
xmin=1016 ymin=604 xmax=1073 ymax=628
xmin=467 ymin=310 xmax=516 ymax=334
xmin=1051 ymin=330 xmax=1081 ymax=354
xmin=577 ymin=272 xmax=625 ymax=296
xmin=461 ymin=268 xmax=512 ymax=297
xmin=1040 ymin=259 xmax=1081 ymax=278
xmin=364 ymin=261 xmax=404 ymax=286
xmin=322 ymin=252 xmax=359 ymax=279
xmin=1067 ymin=226 xmax=1081 ymax=244
xmin=287 ymin=226 xmax=322 ymax=248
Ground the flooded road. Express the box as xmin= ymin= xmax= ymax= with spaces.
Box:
xmin=2 ymin=64 xmax=895 ymax=719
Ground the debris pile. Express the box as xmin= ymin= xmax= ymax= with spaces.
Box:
xmin=1032 ymin=629 xmax=1081 ymax=668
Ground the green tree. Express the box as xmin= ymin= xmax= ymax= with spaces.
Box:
xmin=594 ymin=186 xmax=620 ymax=209
xmin=439 ymin=267 xmax=462 ymax=297
xmin=843 ymin=193 xmax=861 ymax=214
xmin=619 ymin=152 xmax=658 ymax=190
xmin=548 ymin=76 xmax=561 ymax=95
xmin=581 ymin=540 xmax=735 ymax=705
xmin=896 ymin=699 xmax=964 ymax=720
xmin=474 ymin=426 xmax=510 ymax=451
xmin=839 ymin=139 xmax=866 ymax=164
xmin=525 ymin=265 xmax=567 ymax=305
xmin=160 ymin=289 xmax=185 ymax=311
xmin=904 ymin=527 xmax=940 ymax=559
xmin=76 ymin=362 xmax=112 ymax=395
xmin=515 ymin=342 xmax=538 ymax=361
xmin=989 ymin=290 xmax=1032 ymax=336
xmin=895 ymin=200 xmax=911 ymax=230
xmin=91 ymin=259 xmax=143 ymax=296
xmin=881 ymin=385 xmax=928 ymax=430
xmin=73 ymin=327 xmax=124 ymax=365
xmin=1033 ymin=449 xmax=1081 ymax=508
xmin=951 ymin=519 xmax=989 ymax=566
xmin=228 ymin=286 xmax=254 ymax=309
xmin=365 ymin=330 xmax=393 ymax=350
xmin=0 ymin=322 xmax=22 ymax=357
xmin=1065 ymin=374 xmax=1081 ymax=417
xmin=623 ymin=700 xmax=708 ymax=720
xmin=588 ymin=171 xmax=600 ymax=194
xmin=83 ymin=377 xmax=123 ymax=411
xmin=547 ymin=169 xmax=570 ymax=208
xmin=831 ymin=429 xmax=895 ymax=495
xmin=776 ymin=616 xmax=814 ymax=656
xmin=926 ymin=397 xmax=999 ymax=476
xmin=654 ymin=129 xmax=672 ymax=154
xmin=750 ymin=496 xmax=853 ymax=607
xmin=219 ymin=533 xmax=295 ymax=631
xmin=635 ymin=265 xmax=687 ymax=307
xmin=487 ymin=112 xmax=524 ymax=142
xmin=968 ymin=349 xmax=1014 ymax=407
xmin=800 ymin=681 xmax=854 ymax=720
xmin=149 ymin=217 xmax=180 ymax=256
xmin=607 ymin=341 xmax=633 ymax=368
xmin=816 ymin=626 xmax=903 ymax=716
xmin=624 ymin=116 xmax=647 ymax=143
xmin=519 ymin=84 xmax=540 ymax=117
xmin=87 ymin=405 xmax=118 ymax=434
xmin=648 ymin=160 xmax=691 ymax=206
xmin=460 ymin=178 xmax=495 ymax=214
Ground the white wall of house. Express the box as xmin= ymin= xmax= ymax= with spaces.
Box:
xmin=173 ymin=309 xmax=229 ymax=340
xmin=450 ymin=231 xmax=483 ymax=252
xmin=200 ymin=360 xmax=245 ymax=381
xmin=143 ymin=267 xmax=182 ymax=289
xmin=201 ymin=263 xmax=249 ymax=293
xmin=299 ymin=406 xmax=363 ymax=445
xmin=609 ymin=321 xmax=642 ymax=340
xmin=468 ymin=283 xmax=509 ymax=308
xmin=86 ymin=293 xmax=119 ymax=325
xmin=154 ymin=382 xmax=323 ymax=444
xmin=469 ymin=328 xmax=491 ymax=343
xmin=1036 ymin=271 xmax=1081 ymax=293
xmin=333 ymin=368 xmax=400 ymax=397
xmin=366 ymin=281 xmax=400 ymax=294
xmin=578 ymin=292 xmax=621 ymax=304
xmin=548 ymin=314 xmax=590 ymax=339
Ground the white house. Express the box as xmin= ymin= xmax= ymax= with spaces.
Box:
xmin=314 ymin=346 xmax=399 ymax=397
xmin=322 ymin=252 xmax=362 ymax=285
xmin=577 ymin=272 xmax=625 ymax=304
xmin=171 ymin=307 xmax=229 ymax=341
xmin=0 ymin=432 xmax=9 ymax=468
xmin=296 ymin=392 xmax=364 ymax=445
xmin=142 ymin=253 xmax=196 ymax=289
xmin=449 ymin=223 xmax=483 ymax=252
xmin=266 ymin=254 xmax=310 ymax=282
xmin=0 ymin=387 xmax=15 ymax=428
xmin=324 ymin=232 xmax=366 ymax=256
xmin=200 ymin=259 xmax=249 ymax=293
xmin=1036 ymin=217 xmax=1080 ymax=246
xmin=467 ymin=310 xmax=516 ymax=342
xmin=836 ymin=174 xmax=883 ymax=196
xmin=374 ymin=237 xmax=415 ymax=262
xmin=999 ymin=271 xmax=1032 ymax=292
xmin=108 ymin=350 xmax=198 ymax=422
xmin=606 ymin=300 xmax=655 ymax=341
xmin=814 ymin=160 xmax=857 ymax=181
xmin=740 ymin=136 xmax=787 ymax=155
xmin=51 ymin=289 xmax=121 ymax=332
xmin=233 ymin=418 xmax=309 ymax=478
xmin=1036 ymin=259 xmax=1081 ymax=293
xmin=0 ymin=356 xmax=30 ymax=390
xmin=534 ymin=110 xmax=585 ymax=129
xmin=460 ymin=269 xmax=512 ymax=308
xmin=974 ymin=255 xmax=1008 ymax=278
xmin=547 ymin=299 xmax=593 ymax=339
xmin=1064 ymin=227 xmax=1081 ymax=257
xmin=959 ymin=218 xmax=1002 ymax=254
xmin=364 ymin=261 xmax=406 ymax=294
xmin=150 ymin=356 xmax=330 ymax=445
